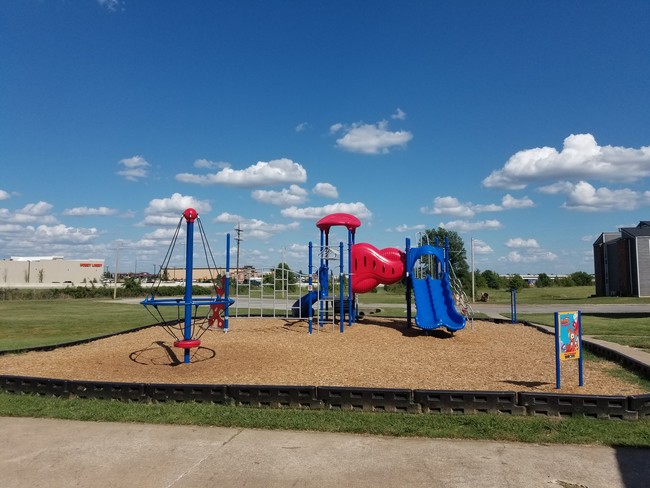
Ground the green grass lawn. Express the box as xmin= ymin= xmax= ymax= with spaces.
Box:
xmin=1 ymin=392 xmax=649 ymax=447
xmin=0 ymin=299 xmax=154 ymax=351
xmin=517 ymin=313 xmax=650 ymax=352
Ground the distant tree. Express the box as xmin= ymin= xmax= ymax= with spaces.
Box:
xmin=473 ymin=268 xmax=487 ymax=289
xmin=122 ymin=276 xmax=143 ymax=294
xmin=507 ymin=274 xmax=527 ymax=290
xmin=569 ymin=271 xmax=593 ymax=286
xmin=419 ymin=228 xmax=470 ymax=290
xmin=481 ymin=269 xmax=502 ymax=289
xmin=555 ymin=275 xmax=575 ymax=287
xmin=264 ymin=263 xmax=297 ymax=287
xmin=536 ymin=273 xmax=552 ymax=288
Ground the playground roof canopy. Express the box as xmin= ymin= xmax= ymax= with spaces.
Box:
xmin=316 ymin=213 xmax=361 ymax=233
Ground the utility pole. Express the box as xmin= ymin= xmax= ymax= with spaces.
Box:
xmin=234 ymin=223 xmax=243 ymax=283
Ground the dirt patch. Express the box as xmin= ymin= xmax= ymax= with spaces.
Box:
xmin=0 ymin=317 xmax=644 ymax=395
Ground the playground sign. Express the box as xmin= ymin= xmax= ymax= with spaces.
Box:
xmin=554 ymin=310 xmax=584 ymax=388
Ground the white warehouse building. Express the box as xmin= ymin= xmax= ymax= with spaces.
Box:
xmin=0 ymin=256 xmax=105 ymax=286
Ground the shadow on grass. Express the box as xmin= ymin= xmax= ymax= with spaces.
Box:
xmin=583 ymin=312 xmax=650 ymax=319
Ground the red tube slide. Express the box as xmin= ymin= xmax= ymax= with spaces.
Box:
xmin=351 ymin=243 xmax=406 ymax=293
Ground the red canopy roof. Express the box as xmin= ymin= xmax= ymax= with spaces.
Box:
xmin=316 ymin=213 xmax=361 ymax=233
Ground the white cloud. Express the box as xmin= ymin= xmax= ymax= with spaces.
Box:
xmin=21 ymin=201 xmax=53 ymax=216
xmin=312 ymin=182 xmax=338 ymax=199
xmin=141 ymin=193 xmax=211 ymax=226
xmin=422 ymin=196 xmax=475 ymax=217
xmin=0 ymin=201 xmax=58 ymax=225
xmin=483 ymin=133 xmax=650 ymax=189
xmin=251 ymin=185 xmax=308 ymax=207
xmin=565 ymin=182 xmax=650 ymax=212
xmin=33 ymin=224 xmax=99 ymax=244
xmin=0 ymin=223 xmax=25 ymax=234
xmin=214 ymin=212 xmax=245 ymax=224
xmin=117 ymin=155 xmax=150 ymax=182
xmin=63 ymin=206 xmax=118 ymax=216
xmin=541 ymin=180 xmax=650 ymax=212
xmin=471 ymin=239 xmax=494 ymax=254
xmin=501 ymin=194 xmax=534 ymax=209
xmin=97 ymin=0 xmax=123 ymax=11
xmin=329 ymin=123 xmax=344 ymax=134
xmin=391 ymin=224 xmax=426 ymax=233
xmin=332 ymin=120 xmax=413 ymax=155
xmin=214 ymin=212 xmax=300 ymax=240
xmin=438 ymin=219 xmax=503 ymax=232
xmin=391 ymin=108 xmax=407 ymax=120
xmin=421 ymin=194 xmax=534 ymax=216
xmin=295 ymin=122 xmax=309 ymax=132
xmin=176 ymin=158 xmax=307 ymax=187
xmin=281 ymin=202 xmax=372 ymax=220
xmin=499 ymin=250 xmax=558 ymax=264
xmin=193 ymin=159 xmax=230 ymax=170
xmin=142 ymin=227 xmax=184 ymax=241
xmin=0 ymin=190 xmax=10 ymax=201
xmin=538 ymin=181 xmax=575 ymax=194
xmin=505 ymin=238 xmax=540 ymax=249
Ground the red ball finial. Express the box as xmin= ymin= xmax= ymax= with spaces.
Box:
xmin=183 ymin=208 xmax=198 ymax=222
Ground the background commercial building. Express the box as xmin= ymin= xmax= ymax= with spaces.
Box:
xmin=593 ymin=221 xmax=650 ymax=297
xmin=0 ymin=256 xmax=105 ymax=287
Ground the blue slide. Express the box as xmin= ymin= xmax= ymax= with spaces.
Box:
xmin=411 ymin=274 xmax=466 ymax=332
xmin=291 ymin=290 xmax=319 ymax=318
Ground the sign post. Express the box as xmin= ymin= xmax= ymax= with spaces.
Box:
xmin=554 ymin=310 xmax=584 ymax=389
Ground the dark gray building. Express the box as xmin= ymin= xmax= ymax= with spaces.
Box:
xmin=593 ymin=221 xmax=650 ymax=297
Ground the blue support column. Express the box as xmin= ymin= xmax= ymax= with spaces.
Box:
xmin=223 ymin=233 xmax=231 ymax=332
xmin=347 ymin=228 xmax=354 ymax=326
xmin=578 ymin=310 xmax=584 ymax=386
xmin=339 ymin=241 xmax=344 ymax=332
xmin=308 ymin=241 xmax=313 ymax=334
xmin=405 ymin=237 xmax=412 ymax=328
xmin=183 ymin=212 xmax=195 ymax=364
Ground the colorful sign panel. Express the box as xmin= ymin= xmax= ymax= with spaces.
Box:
xmin=557 ymin=311 xmax=581 ymax=361
xmin=554 ymin=310 xmax=584 ymax=388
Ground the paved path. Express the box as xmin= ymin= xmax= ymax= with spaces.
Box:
xmin=1 ymin=417 xmax=648 ymax=488
xmin=470 ymin=302 xmax=650 ymax=319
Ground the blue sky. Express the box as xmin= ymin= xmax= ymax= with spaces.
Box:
xmin=1 ymin=0 xmax=650 ymax=276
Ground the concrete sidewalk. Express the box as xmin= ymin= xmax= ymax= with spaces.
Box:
xmin=1 ymin=417 xmax=647 ymax=488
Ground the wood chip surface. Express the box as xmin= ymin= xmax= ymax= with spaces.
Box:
xmin=0 ymin=318 xmax=644 ymax=395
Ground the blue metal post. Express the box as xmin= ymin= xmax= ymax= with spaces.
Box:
xmin=347 ymin=228 xmax=354 ymax=326
xmin=554 ymin=312 xmax=561 ymax=389
xmin=510 ymin=288 xmax=517 ymax=323
xmin=223 ymin=233 xmax=231 ymax=332
xmin=319 ymin=229 xmax=325 ymax=329
xmin=339 ymin=241 xmax=344 ymax=332
xmin=405 ymin=237 xmax=412 ymax=328
xmin=308 ymin=241 xmax=313 ymax=334
xmin=183 ymin=214 xmax=195 ymax=364
xmin=578 ymin=310 xmax=584 ymax=386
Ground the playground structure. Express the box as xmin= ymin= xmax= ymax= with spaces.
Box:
xmin=141 ymin=208 xmax=234 ymax=364
xmin=293 ymin=213 xmax=469 ymax=334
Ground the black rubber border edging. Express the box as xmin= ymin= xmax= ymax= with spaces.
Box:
xmin=1 ymin=375 xmax=648 ymax=420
